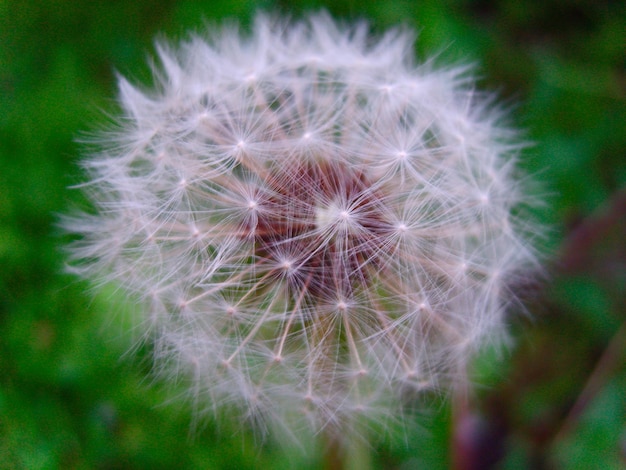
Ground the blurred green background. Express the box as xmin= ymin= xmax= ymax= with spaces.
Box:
xmin=1 ymin=0 xmax=625 ymax=468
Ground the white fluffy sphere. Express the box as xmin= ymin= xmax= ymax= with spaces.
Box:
xmin=65 ymin=12 xmax=539 ymax=445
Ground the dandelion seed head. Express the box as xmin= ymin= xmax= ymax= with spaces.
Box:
xmin=64 ymin=12 xmax=541 ymax=447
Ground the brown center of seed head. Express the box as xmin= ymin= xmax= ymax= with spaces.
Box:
xmin=250 ymin=158 xmax=395 ymax=302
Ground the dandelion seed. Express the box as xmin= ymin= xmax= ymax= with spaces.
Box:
xmin=64 ymin=12 xmax=540 ymax=448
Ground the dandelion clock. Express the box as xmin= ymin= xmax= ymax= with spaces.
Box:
xmin=64 ymin=12 xmax=540 ymax=457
